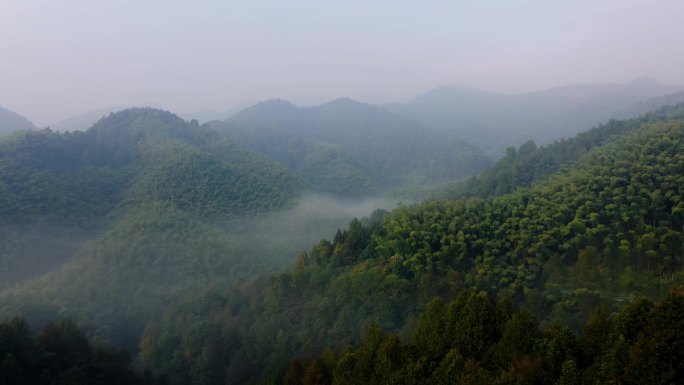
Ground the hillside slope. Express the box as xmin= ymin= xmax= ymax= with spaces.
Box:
xmin=0 ymin=108 xmax=305 ymax=346
xmin=212 ymin=98 xmax=491 ymax=196
xmin=0 ymin=105 xmax=37 ymax=136
xmin=140 ymin=106 xmax=684 ymax=384
xmin=453 ymin=104 xmax=684 ymax=198
xmin=296 ymin=291 xmax=684 ymax=385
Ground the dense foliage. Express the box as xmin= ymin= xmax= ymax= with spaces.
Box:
xmin=284 ymin=291 xmax=684 ymax=385
xmin=138 ymin=110 xmax=684 ymax=384
xmin=0 ymin=108 xmax=306 ymax=346
xmin=455 ymin=104 xmax=684 ymax=197
xmin=0 ymin=108 xmax=302 ymax=225
xmin=4 ymin=102 xmax=684 ymax=384
xmin=0 ymin=317 xmax=158 ymax=385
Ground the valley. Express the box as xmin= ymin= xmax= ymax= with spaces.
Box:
xmin=1 ymin=83 xmax=683 ymax=385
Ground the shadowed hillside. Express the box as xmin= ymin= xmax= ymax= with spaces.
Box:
xmin=212 ymin=98 xmax=491 ymax=197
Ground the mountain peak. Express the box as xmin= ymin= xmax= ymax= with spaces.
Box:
xmin=91 ymin=107 xmax=184 ymax=129
xmin=85 ymin=108 xmax=193 ymax=147
xmin=251 ymin=99 xmax=298 ymax=111
xmin=626 ymin=76 xmax=664 ymax=88
xmin=0 ymin=105 xmax=37 ymax=135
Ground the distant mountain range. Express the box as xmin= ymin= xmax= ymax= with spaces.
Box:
xmin=2 ymin=90 xmax=684 ymax=376
xmin=8 ymin=77 xmax=683 ymax=156
xmin=615 ymin=89 xmax=684 ymax=119
xmin=385 ymin=77 xmax=684 ymax=155
xmin=139 ymin=103 xmax=684 ymax=384
xmin=0 ymin=105 xmax=37 ymax=135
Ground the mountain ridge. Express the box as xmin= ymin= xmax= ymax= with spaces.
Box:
xmin=214 ymin=97 xmax=491 ymax=197
xmin=0 ymin=105 xmax=37 ymax=136
xmin=0 ymin=107 xmax=304 ymax=290
xmin=386 ymin=77 xmax=684 ymax=155
xmin=139 ymin=103 xmax=684 ymax=384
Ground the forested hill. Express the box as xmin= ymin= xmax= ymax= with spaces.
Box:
xmin=0 ymin=105 xmax=37 ymax=136
xmin=454 ymin=104 xmax=684 ymax=198
xmin=294 ymin=291 xmax=684 ymax=385
xmin=616 ymin=90 xmax=684 ymax=119
xmin=139 ymin=106 xmax=684 ymax=384
xmin=211 ymin=98 xmax=491 ymax=196
xmin=0 ymin=108 xmax=302 ymax=226
xmin=0 ymin=108 xmax=306 ymax=347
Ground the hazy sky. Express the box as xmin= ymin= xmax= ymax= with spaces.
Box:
xmin=1 ymin=0 xmax=683 ymax=125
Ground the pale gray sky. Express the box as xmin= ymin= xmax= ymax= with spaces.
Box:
xmin=1 ymin=0 xmax=683 ymax=125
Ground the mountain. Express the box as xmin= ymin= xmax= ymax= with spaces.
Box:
xmin=0 ymin=105 xmax=37 ymax=136
xmin=386 ymin=78 xmax=683 ymax=156
xmin=139 ymin=104 xmax=684 ymax=384
xmin=48 ymin=103 xmax=164 ymax=132
xmin=451 ymin=106 xmax=679 ymax=198
xmin=4 ymin=99 xmax=683 ymax=383
xmin=0 ymin=108 xmax=301 ymax=227
xmin=48 ymin=107 xmax=123 ymax=132
xmin=616 ymin=89 xmax=684 ymax=119
xmin=212 ymin=98 xmax=492 ymax=197
xmin=0 ymin=108 xmax=306 ymax=346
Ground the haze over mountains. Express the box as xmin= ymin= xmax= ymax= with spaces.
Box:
xmin=386 ymin=77 xmax=684 ymax=155
xmin=5 ymin=78 xmax=681 ymax=160
xmin=139 ymin=103 xmax=684 ymax=384
xmin=46 ymin=103 xmax=248 ymax=133
xmin=2 ymin=78 xmax=683 ymax=204
xmin=0 ymin=106 xmax=36 ymax=136
xmin=212 ymin=97 xmax=489 ymax=196
xmin=2 ymin=90 xmax=684 ymax=383
xmin=3 ymin=1 xmax=684 ymax=382
xmin=0 ymin=107 xmax=405 ymax=347
xmin=0 ymin=109 xmax=302 ymax=286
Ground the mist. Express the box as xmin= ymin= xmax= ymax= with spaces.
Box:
xmin=1 ymin=1 xmax=683 ymax=125
xmin=0 ymin=224 xmax=93 ymax=290
xmin=1 ymin=1 xmax=684 ymax=382
xmin=218 ymin=193 xmax=400 ymax=274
